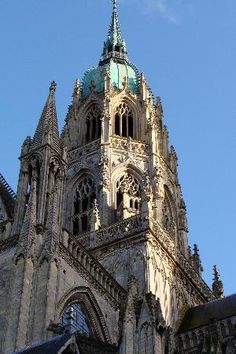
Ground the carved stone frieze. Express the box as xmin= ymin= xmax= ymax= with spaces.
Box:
xmin=67 ymin=139 xmax=100 ymax=164
xmin=99 ymin=146 xmax=110 ymax=190
xmin=80 ymin=214 xmax=147 ymax=249
xmin=111 ymin=136 xmax=149 ymax=157
xmin=148 ymin=223 xmax=214 ymax=302
xmin=60 ymin=230 xmax=126 ymax=306
xmin=60 ymin=244 xmax=123 ymax=310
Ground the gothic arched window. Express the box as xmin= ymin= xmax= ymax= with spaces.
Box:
xmin=85 ymin=104 xmax=102 ymax=143
xmin=73 ymin=176 xmax=96 ymax=235
xmin=114 ymin=103 xmax=134 ymax=138
xmin=60 ymin=302 xmax=92 ymax=336
xmin=116 ymin=173 xmax=141 ymax=220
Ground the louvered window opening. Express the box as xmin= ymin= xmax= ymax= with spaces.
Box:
xmin=115 ymin=103 xmax=134 ymax=138
xmin=85 ymin=104 xmax=102 ymax=143
xmin=73 ymin=176 xmax=96 ymax=235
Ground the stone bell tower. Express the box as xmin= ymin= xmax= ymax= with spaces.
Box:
xmin=60 ymin=1 xmax=214 ymax=352
xmin=0 ymin=1 xmax=219 ymax=353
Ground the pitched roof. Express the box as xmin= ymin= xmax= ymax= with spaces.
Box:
xmin=14 ymin=333 xmax=118 ymax=354
xmin=76 ymin=333 xmax=118 ymax=353
xmin=0 ymin=173 xmax=16 ymax=218
xmin=31 ymin=81 xmax=60 ymax=152
xmin=15 ymin=333 xmax=75 ymax=354
xmin=178 ymin=293 xmax=236 ymax=333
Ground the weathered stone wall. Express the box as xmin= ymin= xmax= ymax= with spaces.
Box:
xmin=1 ymin=250 xmax=120 ymax=353
xmin=56 ymin=256 xmax=120 ymax=344
xmin=96 ymin=241 xmax=147 ymax=294
xmin=0 ymin=196 xmax=13 ymax=241
xmin=0 ymin=247 xmax=16 ymax=354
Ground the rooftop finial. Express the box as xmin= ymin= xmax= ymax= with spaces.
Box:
xmin=49 ymin=81 xmax=57 ymax=93
xmin=113 ymin=0 xmax=117 ymax=11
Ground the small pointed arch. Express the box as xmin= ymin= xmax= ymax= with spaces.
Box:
xmin=192 ymin=331 xmax=198 ymax=346
xmin=162 ymin=185 xmax=177 ymax=234
xmin=27 ymin=154 xmax=41 ymax=180
xmin=220 ymin=321 xmax=227 ymax=337
xmin=57 ymin=287 xmax=111 ymax=343
xmin=178 ymin=336 xmax=184 ymax=352
xmin=25 ymin=154 xmax=41 ymax=207
xmin=49 ymin=156 xmax=64 ymax=173
xmin=112 ymin=100 xmax=137 ymax=139
xmin=184 ymin=333 xmax=191 ymax=349
xmin=138 ymin=322 xmax=152 ymax=354
xmin=111 ymin=165 xmax=143 ymax=220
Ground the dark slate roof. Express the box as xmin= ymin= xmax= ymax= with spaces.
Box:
xmin=76 ymin=333 xmax=118 ymax=354
xmin=0 ymin=173 xmax=16 ymax=218
xmin=14 ymin=333 xmax=118 ymax=354
xmin=178 ymin=293 xmax=236 ymax=333
xmin=15 ymin=333 xmax=74 ymax=354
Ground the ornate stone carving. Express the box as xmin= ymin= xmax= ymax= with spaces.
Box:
xmin=111 ymin=136 xmax=148 ymax=156
xmin=67 ymin=139 xmax=100 ymax=164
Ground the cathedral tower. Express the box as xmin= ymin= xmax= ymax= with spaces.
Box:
xmin=2 ymin=2 xmax=233 ymax=354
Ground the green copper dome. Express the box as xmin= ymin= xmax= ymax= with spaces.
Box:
xmin=81 ymin=0 xmax=140 ymax=97
xmin=82 ymin=60 xmax=140 ymax=97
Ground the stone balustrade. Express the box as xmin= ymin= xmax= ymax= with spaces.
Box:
xmin=110 ymin=136 xmax=149 ymax=156
xmin=62 ymin=214 xmax=213 ymax=303
xmin=67 ymin=139 xmax=101 ymax=163
xmin=77 ymin=214 xmax=147 ymax=249
xmin=61 ymin=228 xmax=127 ymax=306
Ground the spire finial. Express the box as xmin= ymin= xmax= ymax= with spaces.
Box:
xmin=49 ymin=81 xmax=57 ymax=93
xmin=100 ymin=0 xmax=127 ymax=64
xmin=192 ymin=244 xmax=203 ymax=274
xmin=113 ymin=0 xmax=117 ymax=11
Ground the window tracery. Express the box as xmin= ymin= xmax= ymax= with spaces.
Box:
xmin=116 ymin=173 xmax=141 ymax=219
xmin=114 ymin=103 xmax=134 ymax=138
xmin=85 ymin=104 xmax=102 ymax=143
xmin=72 ymin=176 xmax=96 ymax=235
xmin=60 ymin=302 xmax=91 ymax=336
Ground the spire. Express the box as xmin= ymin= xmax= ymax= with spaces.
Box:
xmin=31 ymin=81 xmax=60 ymax=152
xmin=100 ymin=0 xmax=127 ymax=64
xmin=192 ymin=244 xmax=203 ymax=275
xmin=212 ymin=265 xmax=224 ymax=299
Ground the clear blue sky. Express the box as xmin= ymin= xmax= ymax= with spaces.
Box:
xmin=0 ymin=0 xmax=236 ymax=295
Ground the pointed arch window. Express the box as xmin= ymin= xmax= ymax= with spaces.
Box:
xmin=85 ymin=104 xmax=102 ymax=143
xmin=114 ymin=103 xmax=134 ymax=138
xmin=116 ymin=173 xmax=141 ymax=220
xmin=60 ymin=302 xmax=92 ymax=336
xmin=72 ymin=176 xmax=96 ymax=235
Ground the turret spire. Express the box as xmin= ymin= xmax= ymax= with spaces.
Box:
xmin=31 ymin=81 xmax=60 ymax=152
xmin=212 ymin=265 xmax=224 ymax=299
xmin=100 ymin=0 xmax=127 ymax=64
